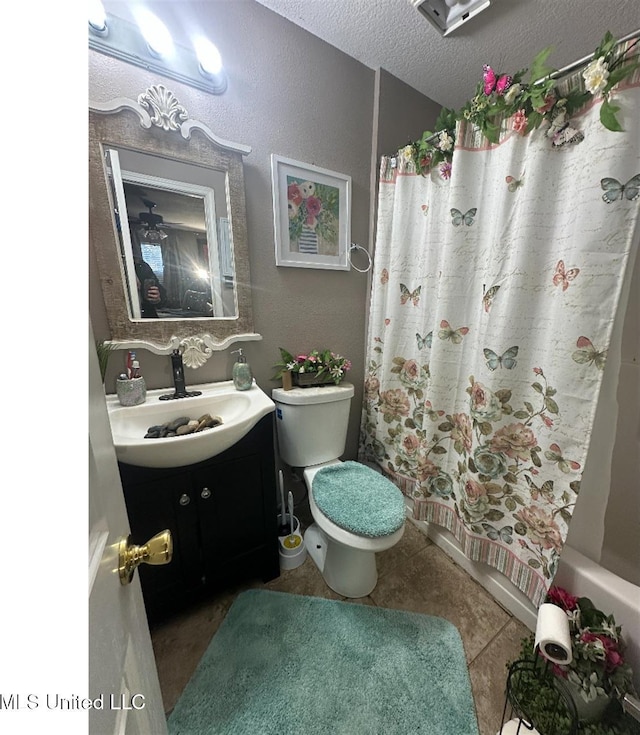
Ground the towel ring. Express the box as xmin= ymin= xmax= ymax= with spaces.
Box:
xmin=348 ymin=243 xmax=372 ymax=273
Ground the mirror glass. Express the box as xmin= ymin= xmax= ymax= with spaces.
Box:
xmin=106 ymin=146 xmax=237 ymax=319
xmin=89 ymin=85 xmax=257 ymax=354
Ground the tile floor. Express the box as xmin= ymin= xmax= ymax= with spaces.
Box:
xmin=150 ymin=517 xmax=531 ymax=735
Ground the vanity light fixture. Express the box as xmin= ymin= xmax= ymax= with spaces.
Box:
xmin=88 ymin=9 xmax=228 ymax=95
xmin=410 ymin=0 xmax=491 ymax=36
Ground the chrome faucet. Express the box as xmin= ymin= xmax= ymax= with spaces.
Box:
xmin=159 ymin=350 xmax=202 ymax=400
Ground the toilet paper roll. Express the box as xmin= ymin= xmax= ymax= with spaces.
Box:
xmin=497 ymin=719 xmax=541 ymax=735
xmin=534 ymin=602 xmax=573 ymax=665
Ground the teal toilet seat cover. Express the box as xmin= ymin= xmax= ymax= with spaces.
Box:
xmin=312 ymin=461 xmax=405 ymax=538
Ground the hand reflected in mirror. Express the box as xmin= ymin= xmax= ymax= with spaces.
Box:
xmin=144 ymin=283 xmax=161 ymax=304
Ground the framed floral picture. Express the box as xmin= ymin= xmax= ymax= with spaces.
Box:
xmin=271 ymin=155 xmax=351 ymax=270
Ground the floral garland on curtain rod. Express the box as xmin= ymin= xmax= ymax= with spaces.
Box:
xmin=409 ymin=31 xmax=639 ymax=180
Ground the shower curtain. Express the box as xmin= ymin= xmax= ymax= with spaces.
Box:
xmin=360 ymin=66 xmax=640 ymax=606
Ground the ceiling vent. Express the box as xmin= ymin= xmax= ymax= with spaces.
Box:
xmin=410 ymin=0 xmax=491 ymax=36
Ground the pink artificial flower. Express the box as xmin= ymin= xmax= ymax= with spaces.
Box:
xmin=605 ymin=646 xmax=624 ymax=671
xmin=295 ymin=354 xmax=308 ymax=362
xmin=513 ymin=109 xmax=528 ymax=134
xmin=541 ymin=414 xmax=554 ymax=428
xmin=580 ymin=632 xmax=623 ymax=671
xmin=535 ymin=94 xmax=556 ymax=114
xmin=533 ymin=367 xmax=543 ymax=375
xmin=440 ymin=161 xmax=452 ymax=180
xmin=547 ymin=586 xmax=579 ymax=611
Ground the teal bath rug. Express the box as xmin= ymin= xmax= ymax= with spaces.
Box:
xmin=167 ymin=589 xmax=479 ymax=735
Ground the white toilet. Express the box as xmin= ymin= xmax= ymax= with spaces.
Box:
xmin=272 ymin=382 xmax=405 ymax=597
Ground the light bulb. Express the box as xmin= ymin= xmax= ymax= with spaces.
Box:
xmin=136 ymin=9 xmax=174 ymax=58
xmin=194 ymin=37 xmax=223 ymax=76
xmin=88 ymin=0 xmax=107 ymax=33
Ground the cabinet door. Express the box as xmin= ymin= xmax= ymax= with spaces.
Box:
xmin=194 ymin=455 xmax=267 ymax=583
xmin=123 ymin=473 xmax=201 ymax=615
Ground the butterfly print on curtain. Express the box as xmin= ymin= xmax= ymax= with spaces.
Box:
xmin=552 ymin=260 xmax=580 ymax=291
xmin=400 ymin=284 xmax=421 ymax=306
xmin=451 ymin=208 xmax=477 ymax=226
xmin=482 ymin=285 xmax=501 ymax=313
xmin=601 ymin=174 xmax=640 ymax=203
xmin=572 ymin=336 xmax=606 ymax=370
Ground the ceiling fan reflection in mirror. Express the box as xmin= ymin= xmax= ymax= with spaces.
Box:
xmin=129 ymin=198 xmax=186 ymax=243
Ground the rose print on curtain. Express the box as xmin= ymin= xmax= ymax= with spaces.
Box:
xmin=360 ymin=70 xmax=640 ymax=606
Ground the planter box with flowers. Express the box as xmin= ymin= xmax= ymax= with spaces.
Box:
xmin=506 ymin=585 xmax=637 ymax=734
xmin=273 ymin=348 xmax=351 ymax=389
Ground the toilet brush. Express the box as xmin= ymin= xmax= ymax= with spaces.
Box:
xmin=283 ymin=490 xmax=302 ymax=550
xmin=277 ymin=470 xmax=290 ymax=536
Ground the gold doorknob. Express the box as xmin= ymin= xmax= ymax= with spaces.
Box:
xmin=118 ymin=530 xmax=173 ymax=585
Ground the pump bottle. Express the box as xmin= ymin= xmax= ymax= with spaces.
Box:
xmin=231 ymin=349 xmax=253 ymax=391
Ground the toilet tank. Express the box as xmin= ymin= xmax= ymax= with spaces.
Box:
xmin=272 ymin=383 xmax=355 ymax=467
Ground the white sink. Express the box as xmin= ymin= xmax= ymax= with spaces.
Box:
xmin=106 ymin=380 xmax=275 ymax=468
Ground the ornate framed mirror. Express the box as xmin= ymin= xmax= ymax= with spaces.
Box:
xmin=89 ymin=85 xmax=260 ymax=367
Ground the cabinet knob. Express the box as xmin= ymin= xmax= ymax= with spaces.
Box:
xmin=118 ymin=530 xmax=173 ymax=585
xmin=179 ymin=493 xmax=191 ymax=506
xmin=201 ymin=487 xmax=211 ymax=500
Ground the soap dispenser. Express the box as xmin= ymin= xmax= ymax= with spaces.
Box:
xmin=231 ymin=349 xmax=253 ymax=391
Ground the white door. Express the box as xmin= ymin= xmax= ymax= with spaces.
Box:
xmin=89 ymin=321 xmax=168 ymax=735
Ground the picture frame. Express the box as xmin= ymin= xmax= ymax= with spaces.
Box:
xmin=271 ymin=155 xmax=351 ymax=270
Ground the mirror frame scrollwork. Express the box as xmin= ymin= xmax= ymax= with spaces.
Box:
xmin=89 ymin=85 xmax=260 ymax=368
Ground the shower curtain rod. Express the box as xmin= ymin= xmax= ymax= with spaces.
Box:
xmin=540 ymin=28 xmax=640 ymax=82
xmin=416 ymin=29 xmax=640 ymax=148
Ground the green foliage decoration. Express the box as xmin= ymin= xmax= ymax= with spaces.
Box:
xmin=95 ymin=340 xmax=116 ymax=383
xmin=507 ymin=634 xmax=640 ymax=735
xmin=273 ymin=347 xmax=352 ymax=385
xmin=406 ymin=31 xmax=639 ymax=179
xmin=505 ymin=584 xmax=639 ymax=735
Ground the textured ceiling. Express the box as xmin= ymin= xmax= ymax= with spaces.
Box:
xmin=255 ymin=0 xmax=640 ymax=109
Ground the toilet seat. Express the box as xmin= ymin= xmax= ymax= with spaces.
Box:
xmin=312 ymin=460 xmax=405 ymax=537
xmin=304 ymin=462 xmax=406 ymax=553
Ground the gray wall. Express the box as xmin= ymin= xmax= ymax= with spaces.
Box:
xmin=369 ymin=68 xmax=441 ymax=256
xmin=90 ymin=0 xmax=441 ymax=464
xmin=375 ymin=68 xmax=442 ymax=160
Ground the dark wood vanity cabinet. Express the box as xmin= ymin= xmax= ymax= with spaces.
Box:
xmin=118 ymin=415 xmax=280 ymax=623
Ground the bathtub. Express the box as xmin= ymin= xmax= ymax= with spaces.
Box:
xmin=555 ymin=545 xmax=640 ymax=694
xmin=409 ymin=516 xmax=640 ymax=694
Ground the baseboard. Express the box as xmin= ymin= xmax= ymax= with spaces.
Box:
xmin=405 ymin=506 xmax=537 ymax=631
